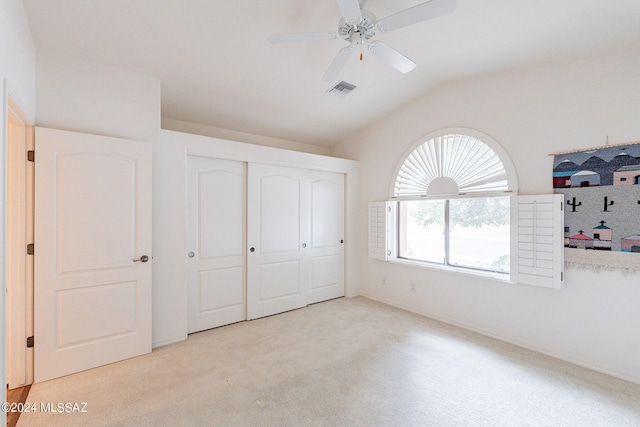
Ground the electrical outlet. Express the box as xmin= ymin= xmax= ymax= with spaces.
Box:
xmin=410 ymin=282 xmax=416 ymax=292
xmin=381 ymin=276 xmax=387 ymax=285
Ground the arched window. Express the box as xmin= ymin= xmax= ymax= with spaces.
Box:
xmin=370 ymin=128 xmax=562 ymax=287
xmin=392 ymin=129 xmax=518 ymax=198
xmin=389 ymin=129 xmax=518 ymax=274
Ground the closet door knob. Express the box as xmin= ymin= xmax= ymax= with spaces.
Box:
xmin=250 ymin=247 xmax=255 ymax=252
xmin=302 ymin=243 xmax=307 ymax=248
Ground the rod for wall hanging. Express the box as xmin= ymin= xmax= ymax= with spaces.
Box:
xmin=547 ymin=136 xmax=640 ymax=157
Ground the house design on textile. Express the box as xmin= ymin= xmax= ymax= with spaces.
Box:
xmin=570 ymin=170 xmax=600 ymax=188
xmin=621 ymin=235 xmax=640 ymax=253
xmin=567 ymin=221 xmax=612 ymax=250
xmin=567 ymin=230 xmax=593 ymax=249
xmin=592 ymin=221 xmax=612 ymax=250
xmin=553 ymin=171 xmax=580 ymax=188
xmin=613 ymin=164 xmax=640 ymax=185
xmin=552 ymin=146 xmax=640 ymax=189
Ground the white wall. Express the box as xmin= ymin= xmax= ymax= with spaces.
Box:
xmin=333 ymin=47 xmax=640 ymax=383
xmin=1 ymin=1 xmax=36 ymax=423
xmin=35 ymin=50 xmax=161 ymax=142
xmin=0 ymin=0 xmax=36 ymax=122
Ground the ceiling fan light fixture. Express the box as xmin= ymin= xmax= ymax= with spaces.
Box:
xmin=269 ymin=0 xmax=456 ymax=82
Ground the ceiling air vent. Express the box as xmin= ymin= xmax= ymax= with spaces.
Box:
xmin=327 ymin=81 xmax=356 ymax=97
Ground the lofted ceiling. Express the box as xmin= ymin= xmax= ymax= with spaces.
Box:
xmin=22 ymin=0 xmax=640 ymax=147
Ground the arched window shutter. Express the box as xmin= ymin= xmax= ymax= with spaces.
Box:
xmin=394 ymin=134 xmax=509 ymax=197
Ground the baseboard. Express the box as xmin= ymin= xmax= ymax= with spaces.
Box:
xmin=361 ymin=292 xmax=640 ymax=386
xmin=152 ymin=334 xmax=187 ymax=349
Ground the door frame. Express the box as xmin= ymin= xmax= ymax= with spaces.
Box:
xmin=5 ymin=95 xmax=34 ymax=389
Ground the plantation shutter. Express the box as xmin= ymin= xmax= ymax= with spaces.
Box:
xmin=368 ymin=202 xmax=393 ymax=260
xmin=512 ymin=194 xmax=564 ymax=289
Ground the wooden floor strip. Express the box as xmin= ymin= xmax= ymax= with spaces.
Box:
xmin=6 ymin=385 xmax=31 ymax=427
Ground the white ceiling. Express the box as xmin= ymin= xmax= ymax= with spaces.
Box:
xmin=22 ymin=0 xmax=640 ymax=147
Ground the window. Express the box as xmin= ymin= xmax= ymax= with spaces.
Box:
xmin=389 ymin=129 xmax=518 ymax=276
xmin=398 ymin=199 xmax=445 ymax=264
xmin=398 ymin=197 xmax=511 ymax=274
xmin=370 ymin=128 xmax=564 ymax=288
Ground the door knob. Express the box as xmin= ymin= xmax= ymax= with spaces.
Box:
xmin=133 ymin=255 xmax=149 ymax=262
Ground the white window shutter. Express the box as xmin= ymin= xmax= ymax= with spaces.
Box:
xmin=368 ymin=202 xmax=393 ymax=260
xmin=512 ymin=194 xmax=564 ymax=289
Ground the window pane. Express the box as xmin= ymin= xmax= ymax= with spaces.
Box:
xmin=449 ymin=197 xmax=510 ymax=273
xmin=398 ymin=200 xmax=445 ymax=263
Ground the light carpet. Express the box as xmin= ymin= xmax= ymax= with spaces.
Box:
xmin=18 ymin=297 xmax=640 ymax=426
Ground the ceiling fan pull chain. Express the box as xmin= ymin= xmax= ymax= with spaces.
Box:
xmin=360 ymin=34 xmax=363 ymax=60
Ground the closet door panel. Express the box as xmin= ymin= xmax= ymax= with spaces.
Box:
xmin=187 ymin=156 xmax=246 ymax=333
xmin=247 ymin=163 xmax=309 ymax=319
xmin=308 ymin=171 xmax=345 ymax=303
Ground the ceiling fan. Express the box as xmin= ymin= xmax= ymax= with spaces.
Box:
xmin=268 ymin=0 xmax=457 ymax=82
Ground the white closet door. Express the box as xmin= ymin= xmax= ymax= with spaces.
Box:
xmin=308 ymin=170 xmax=345 ymax=304
xmin=247 ymin=163 xmax=309 ymax=319
xmin=34 ymin=128 xmax=152 ymax=383
xmin=187 ymin=156 xmax=246 ymax=333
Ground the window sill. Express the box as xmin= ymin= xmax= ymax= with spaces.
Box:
xmin=388 ymin=257 xmax=512 ymax=283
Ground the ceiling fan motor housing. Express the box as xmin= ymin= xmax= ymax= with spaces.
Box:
xmin=338 ymin=10 xmax=377 ymax=42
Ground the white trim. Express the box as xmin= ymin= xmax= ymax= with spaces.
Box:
xmin=392 ymin=190 xmax=515 ymax=201
xmin=152 ymin=334 xmax=187 ymax=349
xmin=5 ymin=96 xmax=34 ymax=388
xmin=1 ymin=77 xmax=8 ymax=426
xmin=389 ymin=257 xmax=511 ymax=283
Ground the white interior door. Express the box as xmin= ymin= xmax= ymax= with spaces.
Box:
xmin=308 ymin=170 xmax=345 ymax=304
xmin=34 ymin=127 xmax=152 ymax=383
xmin=247 ymin=163 xmax=309 ymax=319
xmin=187 ymin=156 xmax=246 ymax=333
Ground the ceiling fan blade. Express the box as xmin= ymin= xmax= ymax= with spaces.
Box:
xmin=268 ymin=32 xmax=338 ymax=44
xmin=377 ymin=0 xmax=456 ymax=32
xmin=322 ymin=46 xmax=354 ymax=82
xmin=336 ymin=0 xmax=363 ymax=23
xmin=368 ymin=41 xmax=416 ymax=73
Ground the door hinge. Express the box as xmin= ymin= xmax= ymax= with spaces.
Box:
xmin=27 ymin=150 xmax=35 ymax=162
xmin=27 ymin=336 xmax=34 ymax=348
xmin=27 ymin=243 xmax=34 ymax=255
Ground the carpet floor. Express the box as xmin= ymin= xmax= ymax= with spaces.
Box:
xmin=18 ymin=296 xmax=640 ymax=426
